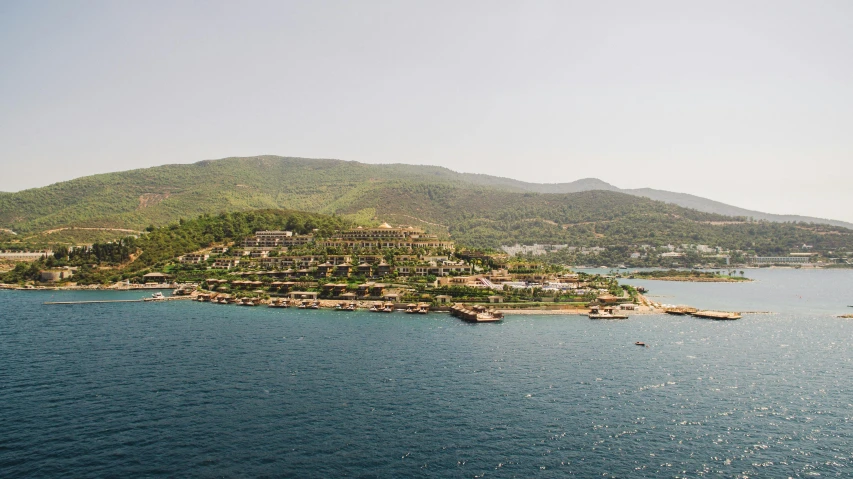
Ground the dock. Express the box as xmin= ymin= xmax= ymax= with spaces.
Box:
xmin=44 ymin=297 xmax=193 ymax=305
xmin=691 ymin=310 xmax=742 ymax=320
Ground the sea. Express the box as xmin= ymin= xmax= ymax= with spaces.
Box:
xmin=2 ymin=268 xmax=852 ymax=478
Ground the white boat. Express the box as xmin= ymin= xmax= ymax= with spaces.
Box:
xmin=150 ymin=292 xmax=165 ymax=300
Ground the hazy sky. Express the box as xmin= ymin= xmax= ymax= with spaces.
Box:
xmin=1 ymin=1 xmax=851 ymax=222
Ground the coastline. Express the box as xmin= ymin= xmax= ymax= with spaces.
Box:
xmin=627 ymin=276 xmax=751 ymax=283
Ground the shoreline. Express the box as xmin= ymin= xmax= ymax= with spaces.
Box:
xmin=627 ymin=276 xmax=751 ymax=283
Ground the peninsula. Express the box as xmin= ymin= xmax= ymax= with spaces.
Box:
xmin=625 ymin=270 xmax=752 ymax=283
xmin=1 ymin=210 xmax=657 ymax=315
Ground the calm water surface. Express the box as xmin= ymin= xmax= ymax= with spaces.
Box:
xmin=2 ymin=269 xmax=853 ymax=477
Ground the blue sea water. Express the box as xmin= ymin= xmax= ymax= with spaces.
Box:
xmin=2 ymin=269 xmax=853 ymax=478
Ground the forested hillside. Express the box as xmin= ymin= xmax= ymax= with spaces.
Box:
xmin=1 ymin=210 xmax=350 ymax=284
xmin=1 ymin=156 xmax=851 ymax=253
xmin=329 ymin=184 xmax=853 ymax=254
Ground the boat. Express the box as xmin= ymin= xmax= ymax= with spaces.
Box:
xmin=150 ymin=292 xmax=165 ymax=301
xmin=334 ymin=302 xmax=348 ymax=311
xmin=309 ymin=300 xmax=321 ymax=309
xmin=346 ymin=301 xmax=357 ymax=311
xmin=635 ymin=342 xmax=646 ymax=347
xmin=298 ymin=300 xmax=310 ymax=309
xmin=369 ymin=302 xmax=383 ymax=312
xmin=417 ymin=302 xmax=430 ymax=314
xmin=691 ymin=310 xmax=741 ymax=320
xmin=404 ymin=304 xmax=418 ymax=314
xmin=450 ymin=304 xmax=503 ymax=323
xmin=588 ymin=305 xmax=628 ymax=319
xmin=381 ymin=302 xmax=394 ymax=313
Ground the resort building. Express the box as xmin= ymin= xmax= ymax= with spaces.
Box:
xmin=179 ymin=253 xmax=209 ymax=264
xmin=748 ymin=256 xmax=812 ymax=265
xmin=211 ymin=258 xmax=241 ymax=269
xmin=39 ymin=268 xmax=74 ymax=282
xmin=243 ymin=231 xmax=313 ymax=248
xmin=319 ymin=223 xmax=454 ymax=251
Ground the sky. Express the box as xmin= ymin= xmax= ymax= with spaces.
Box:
xmin=1 ymin=0 xmax=851 ymax=222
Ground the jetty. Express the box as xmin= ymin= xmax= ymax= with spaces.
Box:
xmin=691 ymin=310 xmax=742 ymax=320
xmin=44 ymin=296 xmax=193 ymax=305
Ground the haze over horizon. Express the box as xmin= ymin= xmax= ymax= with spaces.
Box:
xmin=1 ymin=1 xmax=851 ymax=222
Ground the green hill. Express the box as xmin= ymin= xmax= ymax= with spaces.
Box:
xmin=1 ymin=156 xmax=852 ymax=254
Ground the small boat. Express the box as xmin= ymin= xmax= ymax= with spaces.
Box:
xmin=150 ymin=292 xmax=165 ymax=301
xmin=381 ymin=302 xmax=394 ymax=313
xmin=346 ymin=301 xmax=357 ymax=311
xmin=309 ymin=300 xmax=321 ymax=309
xmin=404 ymin=304 xmax=418 ymax=314
xmin=298 ymin=300 xmax=310 ymax=309
xmin=369 ymin=302 xmax=383 ymax=312
xmin=334 ymin=302 xmax=348 ymax=311
xmin=635 ymin=342 xmax=646 ymax=347
xmin=417 ymin=303 xmax=429 ymax=314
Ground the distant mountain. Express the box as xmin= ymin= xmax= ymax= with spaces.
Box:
xmin=0 ymin=156 xmax=850 ymax=252
xmin=621 ymin=188 xmax=853 ymax=229
xmin=373 ymin=168 xmax=853 ymax=229
xmin=448 ymin=175 xmax=853 ymax=229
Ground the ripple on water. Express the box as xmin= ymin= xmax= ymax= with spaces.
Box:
xmin=2 ymin=280 xmax=853 ymax=477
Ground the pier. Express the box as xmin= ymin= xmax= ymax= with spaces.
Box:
xmin=44 ymin=297 xmax=193 ymax=305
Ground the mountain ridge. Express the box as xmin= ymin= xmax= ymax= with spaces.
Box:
xmin=0 ymin=156 xmax=850 ymax=237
